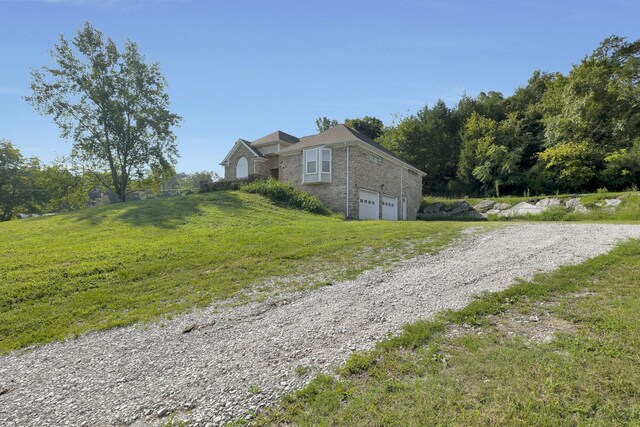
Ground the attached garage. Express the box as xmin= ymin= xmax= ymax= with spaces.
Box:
xmin=358 ymin=189 xmax=379 ymax=220
xmin=381 ymin=195 xmax=398 ymax=221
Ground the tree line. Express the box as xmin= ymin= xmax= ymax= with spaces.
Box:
xmin=320 ymin=36 xmax=640 ymax=197
xmin=0 ymin=139 xmax=216 ymax=221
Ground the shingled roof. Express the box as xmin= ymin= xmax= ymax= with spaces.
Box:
xmin=251 ymin=130 xmax=299 ymax=147
xmin=279 ymin=125 xmax=419 ymax=172
xmin=219 ymin=138 xmax=264 ymax=165
xmin=238 ymin=139 xmax=264 ymax=157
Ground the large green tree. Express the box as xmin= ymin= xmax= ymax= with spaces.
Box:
xmin=315 ymin=117 xmax=339 ymax=132
xmin=26 ymin=22 xmax=181 ymax=202
xmin=379 ymin=101 xmax=460 ymax=194
xmin=457 ymin=113 xmax=523 ymax=196
xmin=344 ymin=116 xmax=384 ymax=140
xmin=0 ymin=140 xmax=44 ymax=221
xmin=37 ymin=162 xmax=92 ymax=211
xmin=539 ymin=36 xmax=640 ymax=191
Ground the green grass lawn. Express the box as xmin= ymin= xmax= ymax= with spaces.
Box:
xmin=256 ymin=237 xmax=640 ymax=426
xmin=0 ymin=191 xmax=486 ymax=353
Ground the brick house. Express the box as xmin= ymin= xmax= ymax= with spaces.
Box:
xmin=220 ymin=125 xmax=425 ymax=220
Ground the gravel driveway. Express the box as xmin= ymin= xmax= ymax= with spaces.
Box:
xmin=2 ymin=223 xmax=639 ymax=426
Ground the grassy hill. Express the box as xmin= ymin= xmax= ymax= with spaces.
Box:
xmin=0 ymin=191 xmax=484 ymax=353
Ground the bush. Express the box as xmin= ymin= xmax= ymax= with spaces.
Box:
xmin=241 ymin=179 xmax=331 ymax=216
xmin=208 ymin=174 xmax=265 ymax=192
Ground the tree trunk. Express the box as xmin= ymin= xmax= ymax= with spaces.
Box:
xmin=118 ymin=179 xmax=127 ymax=202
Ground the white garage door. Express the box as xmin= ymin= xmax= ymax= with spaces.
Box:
xmin=358 ymin=189 xmax=379 ymax=220
xmin=381 ymin=196 xmax=398 ymax=221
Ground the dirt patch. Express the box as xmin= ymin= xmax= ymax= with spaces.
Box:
xmin=446 ymin=298 xmax=581 ymax=345
xmin=492 ymin=308 xmax=576 ymax=344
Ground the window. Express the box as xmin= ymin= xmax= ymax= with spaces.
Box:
xmin=304 ymin=148 xmax=331 ymax=175
xmin=306 ymin=149 xmax=317 ymax=174
xmin=369 ymin=154 xmax=382 ymax=165
xmin=322 ymin=149 xmax=331 ymax=173
xmin=236 ymin=156 xmax=248 ymax=178
xmin=303 ymin=147 xmax=332 ymax=183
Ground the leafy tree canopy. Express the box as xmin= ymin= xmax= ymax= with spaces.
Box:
xmin=344 ymin=116 xmax=384 ymax=140
xmin=26 ymin=22 xmax=181 ymax=202
xmin=315 ymin=117 xmax=339 ymax=132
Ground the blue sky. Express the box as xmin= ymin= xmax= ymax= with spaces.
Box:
xmin=1 ymin=0 xmax=639 ymax=175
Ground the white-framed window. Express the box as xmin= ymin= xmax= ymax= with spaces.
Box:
xmin=306 ymin=149 xmax=317 ymax=174
xmin=236 ymin=156 xmax=248 ymax=178
xmin=369 ymin=154 xmax=382 ymax=165
xmin=322 ymin=148 xmax=331 ymax=173
xmin=303 ymin=147 xmax=331 ymax=183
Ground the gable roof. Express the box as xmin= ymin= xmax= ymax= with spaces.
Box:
xmin=252 ymin=130 xmax=299 ymax=147
xmin=279 ymin=124 xmax=424 ymax=175
xmin=220 ymin=138 xmax=265 ymax=165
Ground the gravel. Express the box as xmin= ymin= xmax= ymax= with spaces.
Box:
xmin=1 ymin=223 xmax=639 ymax=426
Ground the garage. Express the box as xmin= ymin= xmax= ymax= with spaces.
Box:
xmin=358 ymin=189 xmax=379 ymax=220
xmin=381 ymin=195 xmax=398 ymax=221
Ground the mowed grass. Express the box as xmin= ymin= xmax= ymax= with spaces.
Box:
xmin=0 ymin=191 xmax=484 ymax=353
xmin=256 ymin=238 xmax=640 ymax=426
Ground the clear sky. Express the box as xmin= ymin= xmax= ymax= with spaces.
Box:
xmin=1 ymin=0 xmax=639 ymax=175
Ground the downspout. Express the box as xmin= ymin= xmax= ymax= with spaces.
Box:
xmin=400 ymin=166 xmax=404 ymax=220
xmin=346 ymin=144 xmax=350 ymax=218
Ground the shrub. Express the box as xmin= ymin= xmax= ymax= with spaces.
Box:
xmin=207 ymin=174 xmax=266 ymax=192
xmin=241 ymin=179 xmax=331 ymax=216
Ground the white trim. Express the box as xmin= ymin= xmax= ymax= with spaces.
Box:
xmin=305 ymin=148 xmax=318 ymax=174
xmin=236 ymin=156 xmax=249 ymax=178
xmin=321 ymin=148 xmax=331 ymax=174
xmin=303 ymin=146 xmax=332 ymax=184
xmin=220 ymin=139 xmax=263 ymax=166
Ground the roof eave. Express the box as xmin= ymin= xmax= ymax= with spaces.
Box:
xmin=280 ymin=139 xmax=425 ymax=175
xmin=221 ymin=139 xmax=265 ymax=164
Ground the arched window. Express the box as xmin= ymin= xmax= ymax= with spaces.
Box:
xmin=236 ymin=156 xmax=248 ymax=178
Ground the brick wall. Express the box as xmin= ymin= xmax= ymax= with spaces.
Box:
xmin=280 ymin=146 xmax=349 ymax=214
xmin=349 ymin=145 xmax=422 ymax=220
xmin=279 ymin=144 xmax=423 ymax=220
xmin=224 ymin=144 xmax=266 ymax=180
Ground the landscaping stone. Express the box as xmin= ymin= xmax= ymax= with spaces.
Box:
xmin=421 ymin=203 xmax=445 ymax=214
xmin=566 ymin=198 xmax=588 ymax=213
xmin=449 ymin=201 xmax=475 ymax=215
xmin=535 ymin=197 xmax=563 ymax=208
xmin=499 ymin=202 xmax=544 ymax=217
xmin=474 ymin=199 xmax=495 ymax=212
xmin=605 ymin=198 xmax=622 ymax=208
xmin=565 ymin=198 xmax=581 ymax=209
xmin=418 ymin=201 xmax=484 ymax=220
xmin=493 ymin=202 xmax=511 ymax=210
